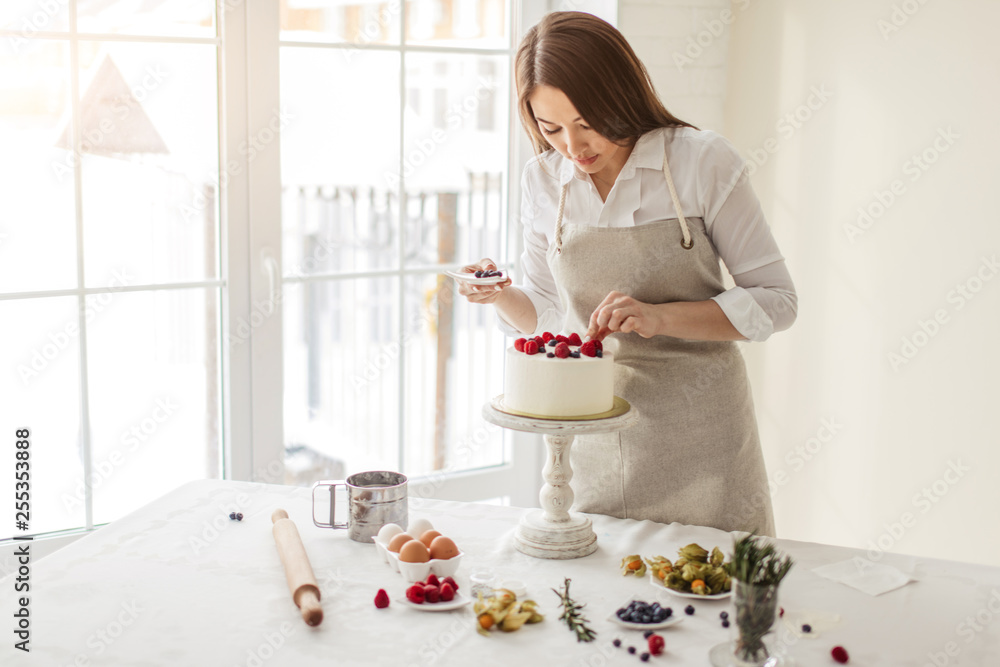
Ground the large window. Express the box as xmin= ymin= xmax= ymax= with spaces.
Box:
xmin=0 ymin=0 xmax=561 ymax=542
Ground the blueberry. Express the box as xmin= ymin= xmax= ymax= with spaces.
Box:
xmin=651 ymin=602 xmax=661 ymax=611
xmin=547 ymin=352 xmax=555 ymax=358
xmin=236 ymin=513 xmax=243 ymax=521
xmin=570 ymin=350 xmax=580 ymax=358
xmin=617 ymin=609 xmax=627 ymax=619
xmin=641 ymin=614 xmax=651 ymax=623
xmin=654 ymin=611 xmax=667 ymax=622
xmin=664 ymin=607 xmax=673 ymax=617
xmin=801 ymin=624 xmax=812 ymax=633
xmin=722 ymin=619 xmax=730 ymax=628
xmin=547 ymin=339 xmax=557 ymax=346
xmin=628 ymin=647 xmax=636 ymax=654
xmin=640 ymin=653 xmax=650 ymax=662
xmin=613 ymin=639 xmax=621 ymax=647
xmin=474 ymin=270 xmax=483 ymax=278
xmin=596 ymin=349 xmax=603 ymax=357
xmin=720 ymin=611 xmax=729 ymax=620
xmin=685 ymin=605 xmax=695 ymax=615
xmin=229 ymin=512 xmax=236 ymax=520
xmin=643 ymin=630 xmax=654 ymax=639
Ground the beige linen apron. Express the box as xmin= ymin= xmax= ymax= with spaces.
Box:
xmin=546 ymin=152 xmax=775 ymax=536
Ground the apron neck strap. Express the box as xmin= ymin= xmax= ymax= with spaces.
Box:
xmin=553 ymin=147 xmax=694 ymax=252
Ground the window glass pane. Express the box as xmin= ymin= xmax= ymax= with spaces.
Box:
xmin=0 ymin=39 xmax=77 ymax=293
xmin=0 ymin=0 xmax=69 ymax=33
xmin=280 ymin=0 xmax=401 ymax=45
xmin=403 ymin=53 xmax=509 ymax=266
xmin=0 ymin=297 xmax=85 ymax=540
xmin=77 ymin=0 xmax=216 ymax=39
xmin=77 ymin=42 xmax=219 ymax=287
xmin=406 ymin=0 xmax=508 ymax=49
xmin=281 ymin=47 xmax=400 ymax=275
xmin=402 ymin=274 xmax=505 ymax=476
xmin=87 ymin=288 xmax=221 ymax=525
xmin=283 ymin=278 xmax=401 ymax=483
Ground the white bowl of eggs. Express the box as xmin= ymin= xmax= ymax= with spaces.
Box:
xmin=373 ymin=518 xmax=463 ymax=583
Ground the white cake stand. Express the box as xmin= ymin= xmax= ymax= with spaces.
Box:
xmin=482 ymin=396 xmax=638 ymax=560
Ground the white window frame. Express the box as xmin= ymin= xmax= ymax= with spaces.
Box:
xmin=229 ymin=1 xmax=547 ymax=507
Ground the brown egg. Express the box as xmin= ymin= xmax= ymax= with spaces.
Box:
xmin=398 ymin=539 xmax=430 ymax=563
xmin=388 ymin=533 xmax=414 ymax=553
xmin=419 ymin=530 xmax=442 ymax=548
xmin=429 ymin=535 xmax=459 ymax=560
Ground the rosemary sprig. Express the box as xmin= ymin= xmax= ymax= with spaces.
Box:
xmin=731 ymin=533 xmax=794 ymax=587
xmin=552 ymin=577 xmax=597 ymax=642
xmin=731 ymin=533 xmax=794 ymax=663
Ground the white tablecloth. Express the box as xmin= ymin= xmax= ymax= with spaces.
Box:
xmin=3 ymin=480 xmax=998 ymax=666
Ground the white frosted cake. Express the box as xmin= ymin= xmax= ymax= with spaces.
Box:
xmin=504 ymin=332 xmax=614 ymax=417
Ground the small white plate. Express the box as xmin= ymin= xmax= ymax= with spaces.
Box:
xmin=444 ymin=269 xmax=508 ymax=285
xmin=608 ymin=597 xmax=685 ymax=631
xmin=650 ymin=573 xmax=732 ymax=600
xmin=397 ymin=591 xmax=471 ymax=612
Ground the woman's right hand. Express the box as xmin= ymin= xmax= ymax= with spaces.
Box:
xmin=455 ymin=258 xmax=512 ymax=304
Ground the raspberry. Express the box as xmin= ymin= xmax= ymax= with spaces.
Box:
xmin=406 ymin=584 xmax=425 ymax=604
xmin=554 ymin=342 xmax=570 ymax=358
xmin=425 ymin=574 xmax=440 ymax=587
xmin=441 ymin=576 xmax=459 ymax=591
xmin=580 ymin=341 xmax=597 ymax=357
xmin=439 ymin=582 xmax=455 ymax=602
xmin=831 ymin=646 xmax=849 ymax=664
xmin=647 ymin=635 xmax=664 ymax=656
xmin=374 ymin=589 xmax=390 ymax=608
xmin=424 ymin=585 xmax=441 ymax=603
xmin=556 ymin=335 xmax=569 ymax=344
xmin=533 ymin=336 xmax=545 ymax=347
xmin=542 ymin=332 xmax=554 ymax=342
xmin=567 ymin=333 xmax=582 ymax=346
xmin=514 ymin=337 xmax=526 ymax=352
xmin=779 ymin=607 xmax=784 ymax=617
xmin=524 ymin=340 xmax=539 ymax=355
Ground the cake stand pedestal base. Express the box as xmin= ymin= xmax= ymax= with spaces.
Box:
xmin=482 ymin=396 xmax=638 ymax=560
xmin=514 ymin=506 xmax=597 ymax=559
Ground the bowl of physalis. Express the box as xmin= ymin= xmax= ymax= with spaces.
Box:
xmin=648 ymin=543 xmax=733 ymax=599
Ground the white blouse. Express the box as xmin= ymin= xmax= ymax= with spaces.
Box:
xmin=499 ymin=126 xmax=797 ymax=342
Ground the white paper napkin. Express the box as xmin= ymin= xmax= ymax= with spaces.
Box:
xmin=812 ymin=558 xmax=914 ymax=596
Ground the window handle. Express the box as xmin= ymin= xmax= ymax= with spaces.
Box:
xmin=261 ymin=250 xmax=279 ymax=299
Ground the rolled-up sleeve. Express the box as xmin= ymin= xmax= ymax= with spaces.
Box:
xmin=496 ymin=164 xmax=565 ymax=336
xmin=698 ymin=134 xmax=797 ymax=341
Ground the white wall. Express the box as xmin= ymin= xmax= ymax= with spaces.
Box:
xmin=619 ymin=0 xmax=732 ymax=132
xmin=624 ymin=0 xmax=1000 ymax=566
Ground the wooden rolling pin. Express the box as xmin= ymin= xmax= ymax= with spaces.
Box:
xmin=271 ymin=509 xmax=323 ymax=626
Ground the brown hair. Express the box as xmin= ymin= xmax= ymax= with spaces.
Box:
xmin=515 ymin=11 xmax=699 ymax=154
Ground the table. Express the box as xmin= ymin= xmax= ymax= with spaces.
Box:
xmin=3 ymin=480 xmax=998 ymax=666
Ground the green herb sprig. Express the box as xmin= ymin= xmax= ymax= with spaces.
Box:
xmin=552 ymin=578 xmax=597 ymax=642
xmin=731 ymin=533 xmax=794 ymax=586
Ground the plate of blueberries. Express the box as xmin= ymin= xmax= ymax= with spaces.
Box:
xmin=445 ymin=269 xmax=508 ymax=286
xmin=609 ymin=597 xmax=685 ymax=631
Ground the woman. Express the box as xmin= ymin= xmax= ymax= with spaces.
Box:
xmin=459 ymin=12 xmax=796 ymax=536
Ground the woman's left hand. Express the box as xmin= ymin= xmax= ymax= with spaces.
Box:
xmin=586 ymin=291 xmax=662 ymax=341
